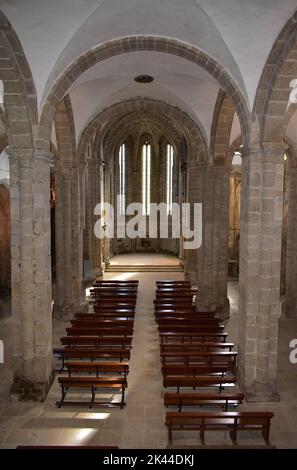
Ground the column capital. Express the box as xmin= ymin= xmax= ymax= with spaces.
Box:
xmin=34 ymin=149 xmax=54 ymax=164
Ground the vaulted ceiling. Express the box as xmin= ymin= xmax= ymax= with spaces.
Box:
xmin=1 ymin=0 xmax=297 ymax=145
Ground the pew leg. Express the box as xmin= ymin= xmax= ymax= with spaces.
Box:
xmin=121 ymin=387 xmax=125 ymax=409
xmin=199 ymin=427 xmax=205 ymax=446
xmin=263 ymin=422 xmax=271 ymax=446
xmin=168 ymin=426 xmax=173 ymax=446
xmin=59 ymin=384 xmax=67 ymax=408
xmin=230 ymin=425 xmax=237 ymax=446
xmin=90 ymin=386 xmax=96 ymax=408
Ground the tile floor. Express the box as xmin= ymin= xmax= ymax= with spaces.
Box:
xmin=0 ymin=258 xmax=297 ymax=448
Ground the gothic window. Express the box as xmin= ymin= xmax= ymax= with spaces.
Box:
xmin=119 ymin=143 xmax=125 ymax=215
xmin=166 ymin=144 xmax=174 ymax=215
xmin=142 ymin=143 xmax=151 ymax=215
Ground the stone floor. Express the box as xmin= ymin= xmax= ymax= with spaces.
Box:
xmin=109 ymin=253 xmax=181 ymax=266
xmin=0 ymin=256 xmax=297 ymax=448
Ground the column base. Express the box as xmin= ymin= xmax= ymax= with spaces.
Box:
xmin=53 ymin=303 xmax=74 ymax=321
xmin=244 ymin=380 xmax=280 ymax=403
xmin=216 ymin=298 xmax=230 ymax=321
xmin=10 ymin=372 xmax=55 ymax=402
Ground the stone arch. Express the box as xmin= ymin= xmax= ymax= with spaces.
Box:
xmin=0 ymin=10 xmax=37 ymax=148
xmin=38 ymin=36 xmax=250 ymax=151
xmin=78 ymin=99 xmax=208 ymax=167
xmin=253 ymin=10 xmax=297 ymax=142
xmin=210 ymin=89 xmax=236 ymax=167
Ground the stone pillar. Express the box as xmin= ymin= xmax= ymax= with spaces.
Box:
xmin=54 ymin=168 xmax=84 ymax=320
xmin=184 ymin=157 xmax=199 ymax=283
xmin=196 ymin=165 xmax=230 ymax=318
xmin=284 ymin=165 xmax=297 ymax=317
xmin=238 ymin=142 xmax=285 ymax=402
xmin=90 ymin=160 xmax=102 ymax=277
xmin=9 ymin=148 xmax=53 ymax=401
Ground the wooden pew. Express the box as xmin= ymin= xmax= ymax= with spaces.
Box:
xmin=160 ymin=351 xmax=238 ymax=371
xmin=159 ymin=332 xmax=228 ymax=343
xmin=158 ymin=325 xmax=224 ymax=334
xmin=93 ymin=306 xmax=135 ymax=313
xmin=156 ymin=288 xmax=198 ymax=294
xmin=156 ymin=309 xmax=216 ymax=317
xmin=65 ymin=361 xmax=129 ymax=378
xmin=17 ymin=446 xmax=119 ymax=449
xmin=95 ymin=280 xmax=138 ymax=285
xmin=60 ymin=336 xmax=132 ymax=348
xmin=66 ymin=326 xmax=133 ymax=336
xmin=53 ymin=347 xmax=131 ymax=371
xmin=160 ymin=342 xmax=234 ymax=352
xmin=156 ymin=281 xmax=191 ymax=286
xmin=57 ymin=376 xmax=127 ymax=408
xmin=93 ymin=301 xmax=136 ymax=308
xmin=156 ymin=291 xmax=196 ymax=298
xmin=165 ymin=411 xmax=274 ymax=446
xmin=161 ymin=365 xmax=230 ymax=377
xmin=76 ymin=312 xmax=135 ymax=320
xmin=155 ymin=306 xmax=197 ymax=313
xmin=91 ymin=286 xmax=138 ymax=293
xmin=164 ymin=392 xmax=244 ymax=411
xmin=70 ymin=319 xmax=134 ymax=328
xmin=155 ymin=298 xmax=194 ymax=305
xmin=157 ymin=318 xmax=220 ymax=327
xmin=163 ymin=375 xmax=237 ymax=392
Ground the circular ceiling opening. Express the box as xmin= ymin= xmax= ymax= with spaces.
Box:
xmin=134 ymin=75 xmax=154 ymax=83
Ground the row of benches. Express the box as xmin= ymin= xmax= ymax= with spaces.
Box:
xmin=154 ymin=280 xmax=274 ymax=447
xmin=53 ymin=280 xmax=139 ymax=409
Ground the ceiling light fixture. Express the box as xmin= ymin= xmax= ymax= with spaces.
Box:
xmin=134 ymin=75 xmax=154 ymax=83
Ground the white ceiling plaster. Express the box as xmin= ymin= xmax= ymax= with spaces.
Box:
xmin=197 ymin=0 xmax=297 ymax=107
xmin=230 ymin=114 xmax=241 ymax=146
xmin=1 ymin=0 xmax=245 ymax=108
xmin=69 ymin=51 xmax=219 ymax=143
xmin=2 ymin=0 xmax=296 ymax=113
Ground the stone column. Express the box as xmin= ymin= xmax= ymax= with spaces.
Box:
xmin=9 ymin=148 xmax=53 ymax=401
xmin=284 ymin=164 xmax=297 ymax=317
xmin=238 ymin=142 xmax=285 ymax=402
xmin=184 ymin=157 xmax=199 ymax=283
xmin=195 ymin=165 xmax=230 ymax=318
xmin=90 ymin=159 xmax=102 ymax=277
xmin=54 ymin=168 xmax=84 ymax=320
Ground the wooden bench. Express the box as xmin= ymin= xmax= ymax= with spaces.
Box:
xmin=164 ymin=392 xmax=245 ymax=411
xmin=160 ymin=351 xmax=238 ymax=371
xmin=159 ymin=332 xmax=228 ymax=343
xmin=163 ymin=375 xmax=237 ymax=392
xmin=165 ymin=411 xmax=274 ymax=446
xmin=93 ymin=301 xmax=136 ymax=308
xmin=155 ymin=298 xmax=194 ymax=305
xmin=57 ymin=376 xmax=127 ymax=408
xmin=156 ymin=309 xmax=216 ymax=317
xmin=54 ymin=347 xmax=131 ymax=371
xmin=77 ymin=312 xmax=135 ymax=320
xmin=60 ymin=336 xmax=132 ymax=348
xmin=66 ymin=327 xmax=133 ymax=337
xmin=160 ymin=342 xmax=234 ymax=352
xmin=161 ymin=365 xmax=230 ymax=377
xmin=70 ymin=319 xmax=134 ymax=328
xmin=155 ymin=306 xmax=197 ymax=313
xmin=65 ymin=361 xmax=129 ymax=378
xmin=158 ymin=325 xmax=224 ymax=334
xmin=93 ymin=306 xmax=135 ymax=313
xmin=156 ymin=281 xmax=191 ymax=286
xmin=95 ymin=280 xmax=138 ymax=285
xmin=157 ymin=318 xmax=220 ymax=327
xmin=17 ymin=446 xmax=119 ymax=449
